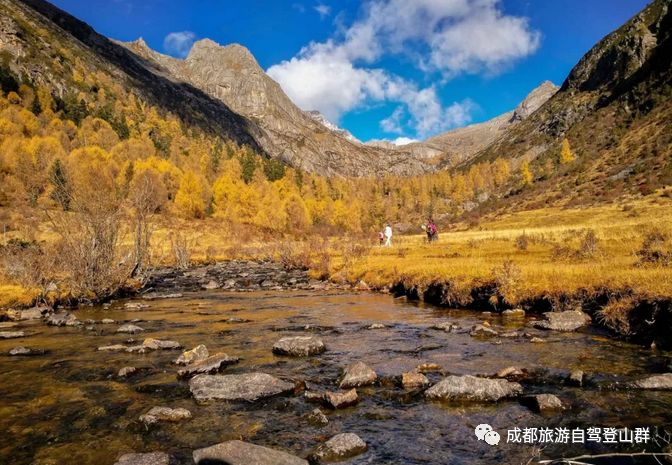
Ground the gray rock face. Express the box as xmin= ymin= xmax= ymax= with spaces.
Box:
xmin=324 ymin=389 xmax=359 ymax=409
xmin=272 ymin=336 xmax=326 ymax=357
xmin=632 ymin=373 xmax=672 ymax=390
xmin=117 ymin=324 xmax=145 ymax=334
xmin=510 ymin=81 xmax=559 ymax=122
xmin=339 ymin=362 xmax=377 ymax=388
xmin=114 ymin=452 xmax=172 ymax=465
xmin=101 ymin=318 xmax=116 ymax=324
xmin=139 ymin=406 xmax=192 ymax=425
xmin=0 ymin=331 xmax=25 ymax=339
xmin=189 ymin=373 xmax=294 ymax=401
xmin=177 ymin=353 xmax=240 ymax=379
xmin=46 ymin=312 xmax=80 ymax=327
xmin=193 ymin=440 xmax=308 ymax=465
xmin=533 ymin=311 xmax=591 ymax=331
xmin=311 ymin=433 xmax=367 ymax=463
xmin=174 ymin=344 xmax=209 ymax=365
xmin=525 ymin=394 xmax=563 ymax=412
xmin=121 ymin=39 xmax=431 ymax=177
xmin=425 ymin=375 xmax=523 ymax=402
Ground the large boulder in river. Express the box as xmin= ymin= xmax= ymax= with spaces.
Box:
xmin=310 ymin=433 xmax=367 ymax=463
xmin=631 ymin=373 xmax=672 ymax=390
xmin=193 ymin=440 xmax=307 ymax=465
xmin=425 ymin=375 xmax=523 ymax=402
xmin=189 ymin=373 xmax=294 ymax=402
xmin=117 ymin=324 xmax=145 ymax=334
xmin=401 ymin=372 xmax=430 ymax=389
xmin=46 ymin=312 xmax=80 ymax=327
xmin=177 ymin=353 xmax=240 ymax=379
xmin=7 ymin=306 xmax=49 ymax=321
xmin=324 ymin=389 xmax=359 ymax=409
xmin=142 ymin=338 xmax=182 ymax=350
xmin=0 ymin=331 xmax=25 ymax=339
xmin=114 ymin=452 xmax=173 ymax=465
xmin=139 ymin=406 xmax=192 ymax=425
xmin=174 ymin=344 xmax=209 ymax=365
xmin=532 ymin=310 xmax=591 ymax=331
xmin=8 ymin=346 xmax=45 ymax=356
xmin=523 ymin=394 xmax=563 ymax=412
xmin=470 ymin=324 xmax=499 ymax=337
xmin=272 ymin=336 xmax=326 ymax=357
xmin=339 ymin=362 xmax=377 ymax=388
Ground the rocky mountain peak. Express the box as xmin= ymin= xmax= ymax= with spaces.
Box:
xmin=510 ymin=80 xmax=559 ymax=122
xmin=561 ymin=0 xmax=668 ymax=93
xmin=187 ymin=40 xmax=260 ymax=70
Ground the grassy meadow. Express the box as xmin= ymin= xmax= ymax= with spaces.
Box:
xmin=2 ymin=195 xmax=672 ymax=320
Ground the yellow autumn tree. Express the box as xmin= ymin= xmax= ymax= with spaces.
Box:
xmin=520 ymin=160 xmax=534 ymax=186
xmin=174 ymin=171 xmax=207 ymax=219
xmin=559 ymin=138 xmax=576 ymax=164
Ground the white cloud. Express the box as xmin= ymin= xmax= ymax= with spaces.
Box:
xmin=392 ymin=137 xmax=418 ymax=146
xmin=314 ymin=3 xmax=331 ymax=18
xmin=267 ymin=0 xmax=540 ymax=138
xmin=380 ymin=107 xmax=405 ymax=134
xmin=163 ymin=31 xmax=196 ymax=58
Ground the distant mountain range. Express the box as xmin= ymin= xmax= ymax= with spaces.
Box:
xmin=2 ymin=0 xmax=670 ymax=191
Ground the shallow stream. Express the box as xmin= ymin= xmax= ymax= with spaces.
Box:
xmin=1 ymin=290 xmax=671 ymax=464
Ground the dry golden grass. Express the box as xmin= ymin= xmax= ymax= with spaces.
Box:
xmin=2 ymin=196 xmax=671 ymax=309
xmin=332 ymin=196 xmax=672 ymax=304
xmin=0 ymin=284 xmax=39 ymax=308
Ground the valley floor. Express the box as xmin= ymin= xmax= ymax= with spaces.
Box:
xmin=2 ymin=195 xmax=672 ymax=344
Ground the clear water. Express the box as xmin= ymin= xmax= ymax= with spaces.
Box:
xmin=1 ymin=290 xmax=671 ymax=465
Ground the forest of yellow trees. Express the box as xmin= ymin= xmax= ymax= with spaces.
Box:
xmin=0 ymin=66 xmax=520 ymax=237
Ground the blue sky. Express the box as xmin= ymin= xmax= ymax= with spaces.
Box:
xmin=51 ymin=0 xmax=649 ymax=143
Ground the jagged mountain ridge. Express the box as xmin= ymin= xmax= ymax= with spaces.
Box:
xmin=120 ymin=37 xmax=432 ymax=177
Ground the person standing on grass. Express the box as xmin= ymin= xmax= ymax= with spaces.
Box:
xmin=384 ymin=223 xmax=393 ymax=247
xmin=378 ymin=230 xmax=385 ymax=246
xmin=427 ymin=218 xmax=438 ymax=243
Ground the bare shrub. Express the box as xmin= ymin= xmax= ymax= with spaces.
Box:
xmin=340 ymin=241 xmax=372 ymax=271
xmin=492 ymin=259 xmax=523 ymax=305
xmin=515 ymin=233 xmax=529 ymax=251
xmin=127 ymin=168 xmax=167 ymax=275
xmin=0 ymin=239 xmax=58 ymax=297
xmin=636 ymin=228 xmax=671 ymax=266
xmin=551 ymin=229 xmax=599 ymax=261
xmin=578 ymin=229 xmax=599 ymax=258
xmin=597 ymin=297 xmax=636 ymax=335
xmin=170 ymin=232 xmax=191 ymax=270
xmin=277 ymin=241 xmax=311 ymax=270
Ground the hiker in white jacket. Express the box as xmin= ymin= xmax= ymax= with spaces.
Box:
xmin=384 ymin=224 xmax=393 ymax=247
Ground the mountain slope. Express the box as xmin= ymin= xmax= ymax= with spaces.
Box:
xmin=120 ymin=38 xmax=432 ymax=177
xmin=469 ymin=0 xmax=672 ymax=204
xmin=370 ymin=81 xmax=558 ymax=167
xmin=4 ymin=0 xmax=266 ymax=153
